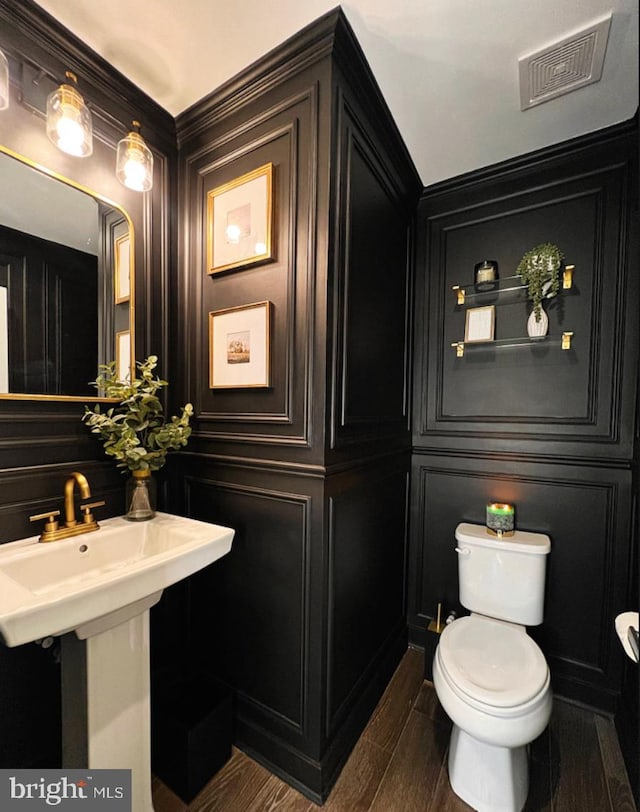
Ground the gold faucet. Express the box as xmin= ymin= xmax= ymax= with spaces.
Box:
xmin=64 ymin=471 xmax=90 ymax=527
xmin=29 ymin=471 xmax=105 ymax=542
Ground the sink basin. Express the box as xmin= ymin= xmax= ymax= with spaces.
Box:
xmin=0 ymin=510 xmax=234 ymax=811
xmin=0 ymin=512 xmax=234 ymax=646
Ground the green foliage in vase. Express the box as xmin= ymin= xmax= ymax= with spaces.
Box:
xmin=515 ymin=242 xmax=564 ymax=322
xmin=83 ymin=355 xmax=193 ymax=473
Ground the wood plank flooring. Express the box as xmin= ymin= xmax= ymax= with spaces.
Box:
xmin=152 ymin=648 xmax=636 ymax=812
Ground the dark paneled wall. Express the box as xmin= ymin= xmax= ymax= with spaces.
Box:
xmin=169 ymin=9 xmax=420 ymax=801
xmin=410 ymin=122 xmax=638 ymax=713
xmin=0 ymin=0 xmax=175 ymax=768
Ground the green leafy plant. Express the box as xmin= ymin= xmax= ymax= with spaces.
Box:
xmin=83 ymin=356 xmax=193 ymax=473
xmin=516 ymin=242 xmax=564 ymax=322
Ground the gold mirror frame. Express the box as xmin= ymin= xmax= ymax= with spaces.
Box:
xmin=0 ymin=144 xmax=135 ymax=402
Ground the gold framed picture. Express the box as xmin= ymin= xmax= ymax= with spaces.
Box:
xmin=114 ymin=233 xmax=130 ymax=303
xmin=464 ymin=305 xmax=495 ymax=343
xmin=209 ymin=301 xmax=271 ymax=389
xmin=115 ymin=329 xmax=131 ymax=382
xmin=206 ymin=163 xmax=274 ymax=275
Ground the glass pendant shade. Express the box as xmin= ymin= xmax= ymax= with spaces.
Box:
xmin=46 ymin=72 xmax=93 ymax=157
xmin=0 ymin=49 xmax=9 ymax=110
xmin=116 ymin=124 xmax=153 ymax=192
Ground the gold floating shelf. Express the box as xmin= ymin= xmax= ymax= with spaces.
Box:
xmin=452 ymin=265 xmax=575 ymax=303
xmin=451 ymin=333 xmax=575 ymax=357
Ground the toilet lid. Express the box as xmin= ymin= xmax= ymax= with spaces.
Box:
xmin=438 ymin=615 xmax=548 ymax=709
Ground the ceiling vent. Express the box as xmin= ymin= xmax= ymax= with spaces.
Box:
xmin=519 ymin=14 xmax=612 ymax=110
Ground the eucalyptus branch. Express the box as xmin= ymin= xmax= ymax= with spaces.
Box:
xmin=83 ymin=356 xmax=193 ymax=473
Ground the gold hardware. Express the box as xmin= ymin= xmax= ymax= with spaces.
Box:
xmin=563 ymin=265 xmax=574 ymax=289
xmin=80 ymin=500 xmax=105 ymax=524
xmin=451 ymin=341 xmax=465 ymax=357
xmin=452 ymin=285 xmax=465 ymax=305
xmin=561 ymin=331 xmax=573 ymax=350
xmin=30 ymin=473 xmax=104 ymax=542
xmin=64 ymin=472 xmax=91 ymax=527
xmin=29 ymin=510 xmax=61 ymax=537
xmin=428 ymin=601 xmax=443 ymax=633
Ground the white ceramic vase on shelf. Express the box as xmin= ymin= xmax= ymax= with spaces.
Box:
xmin=527 ymin=307 xmax=549 ymax=337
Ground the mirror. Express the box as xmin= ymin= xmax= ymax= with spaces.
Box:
xmin=0 ymin=146 xmax=135 ymax=401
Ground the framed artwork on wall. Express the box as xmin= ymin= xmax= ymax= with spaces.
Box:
xmin=464 ymin=305 xmax=495 ymax=343
xmin=115 ymin=329 xmax=131 ymax=382
xmin=114 ymin=233 xmax=131 ymax=303
xmin=206 ymin=163 xmax=274 ymax=275
xmin=209 ymin=301 xmax=271 ymax=389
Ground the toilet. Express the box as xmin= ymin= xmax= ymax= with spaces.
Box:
xmin=432 ymin=522 xmax=552 ymax=812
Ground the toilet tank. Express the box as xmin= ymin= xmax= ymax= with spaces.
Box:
xmin=455 ymin=522 xmax=551 ymax=626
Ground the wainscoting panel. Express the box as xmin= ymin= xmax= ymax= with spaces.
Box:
xmin=327 ymin=462 xmax=409 ymax=735
xmin=408 ymin=455 xmax=632 ymax=710
xmin=181 ymin=470 xmax=316 ymax=740
xmin=180 ymin=82 xmax=321 ymax=458
xmin=162 ymin=450 xmax=410 ymax=800
xmin=414 ymin=123 xmax=638 ymax=462
xmin=329 ymin=91 xmax=411 ymax=450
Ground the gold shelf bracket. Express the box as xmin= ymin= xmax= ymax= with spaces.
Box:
xmin=561 ymin=331 xmax=574 ymax=350
xmin=563 ymin=265 xmax=575 ymax=289
xmin=451 ymin=341 xmax=465 ymax=357
xmin=452 ymin=285 xmax=465 ymax=305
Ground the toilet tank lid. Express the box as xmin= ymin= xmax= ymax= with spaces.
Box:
xmin=455 ymin=523 xmax=550 ymax=554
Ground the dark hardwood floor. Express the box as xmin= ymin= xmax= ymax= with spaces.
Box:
xmin=152 ymin=648 xmax=636 ymax=812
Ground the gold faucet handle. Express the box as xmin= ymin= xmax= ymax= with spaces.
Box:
xmin=29 ymin=510 xmax=61 ymax=533
xmin=80 ymin=500 xmax=105 ymax=524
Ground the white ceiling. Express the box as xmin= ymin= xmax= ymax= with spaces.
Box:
xmin=33 ymin=0 xmax=638 ymax=186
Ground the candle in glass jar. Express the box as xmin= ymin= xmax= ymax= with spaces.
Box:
xmin=474 ymin=260 xmax=498 ymax=291
xmin=486 ymin=502 xmax=515 ymax=535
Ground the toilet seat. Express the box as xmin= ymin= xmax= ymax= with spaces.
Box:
xmin=437 ymin=615 xmax=549 ymax=712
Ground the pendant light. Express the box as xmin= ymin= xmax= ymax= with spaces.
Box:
xmin=116 ymin=121 xmax=153 ymax=192
xmin=0 ymin=49 xmax=9 ymax=110
xmin=46 ymin=70 xmax=93 ymax=157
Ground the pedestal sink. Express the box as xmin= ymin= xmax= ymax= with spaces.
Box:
xmin=0 ymin=512 xmax=235 ymax=811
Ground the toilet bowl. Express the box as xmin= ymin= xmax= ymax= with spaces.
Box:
xmin=433 ymin=616 xmax=552 ymax=812
xmin=432 ymin=524 xmax=552 ymax=812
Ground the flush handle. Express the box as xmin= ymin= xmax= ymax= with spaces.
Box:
xmin=455 ymin=547 xmax=470 ymax=556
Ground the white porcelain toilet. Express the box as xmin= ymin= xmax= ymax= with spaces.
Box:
xmin=432 ymin=522 xmax=552 ymax=812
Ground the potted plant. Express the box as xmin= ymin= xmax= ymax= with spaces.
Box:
xmin=83 ymin=355 xmax=193 ymax=520
xmin=515 ymin=242 xmax=563 ymax=329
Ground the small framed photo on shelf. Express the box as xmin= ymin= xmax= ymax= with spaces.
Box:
xmin=209 ymin=301 xmax=271 ymax=389
xmin=114 ymin=233 xmax=131 ymax=304
xmin=206 ymin=163 xmax=274 ymax=275
xmin=464 ymin=305 xmax=495 ymax=343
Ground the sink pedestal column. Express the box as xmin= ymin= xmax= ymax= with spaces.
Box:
xmin=61 ymin=594 xmax=162 ymax=812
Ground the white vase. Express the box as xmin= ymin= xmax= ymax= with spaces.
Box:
xmin=527 ymin=307 xmax=548 ymax=337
